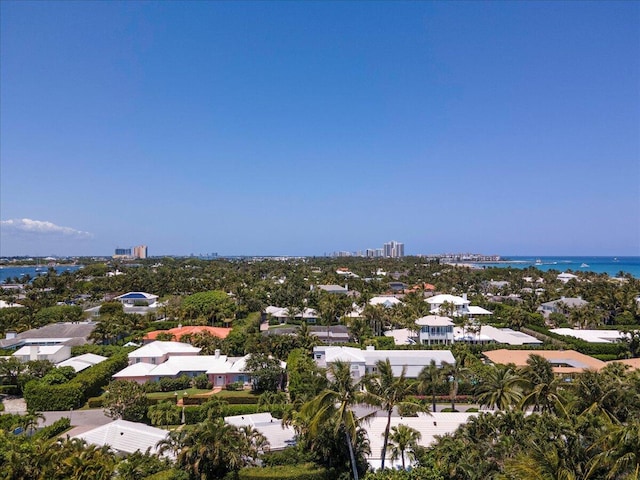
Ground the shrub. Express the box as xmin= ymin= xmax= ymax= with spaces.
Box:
xmin=191 ymin=374 xmax=211 ymax=390
xmin=33 ymin=417 xmax=71 ymax=440
xmin=24 ymin=353 xmax=128 ymax=411
xmin=159 ymin=376 xmax=192 ymax=392
xmin=466 ymin=407 xmax=479 ymax=412
xmin=144 ymin=381 xmax=162 ymax=393
xmin=143 ymin=469 xmax=190 ymax=480
xmin=225 ymin=382 xmax=243 ymax=391
xmin=87 ymin=396 xmax=105 ymax=408
xmin=238 ymin=463 xmax=327 ymax=480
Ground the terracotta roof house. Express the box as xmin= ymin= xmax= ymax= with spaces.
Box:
xmin=144 ymin=325 xmax=231 ymax=343
xmin=608 ymin=358 xmax=640 ymax=371
xmin=483 ymin=349 xmax=605 ymax=375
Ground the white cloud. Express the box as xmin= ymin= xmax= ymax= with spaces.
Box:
xmin=0 ymin=218 xmax=93 ymax=238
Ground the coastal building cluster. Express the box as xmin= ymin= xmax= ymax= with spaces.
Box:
xmin=113 ymin=244 xmax=148 ymax=260
xmin=333 ymin=240 xmax=405 ymax=258
xmin=418 ymin=253 xmax=501 ymax=262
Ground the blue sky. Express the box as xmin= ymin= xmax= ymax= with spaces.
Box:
xmin=1 ymin=1 xmax=638 ymax=257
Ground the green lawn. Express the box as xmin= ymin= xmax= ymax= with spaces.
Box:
xmin=214 ymin=390 xmax=259 ymax=400
xmin=147 ymin=388 xmax=212 ymax=401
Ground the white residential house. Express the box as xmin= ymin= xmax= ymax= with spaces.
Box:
xmin=312 ymin=345 xmax=455 ymax=380
xmin=369 ymin=296 xmax=403 ymax=308
xmin=265 ymin=306 xmax=319 ymax=324
xmin=538 ymin=297 xmax=588 ymax=317
xmin=557 ymin=272 xmax=579 ymax=283
xmin=72 ymin=420 xmax=172 ymax=458
xmin=426 ymin=294 xmax=492 ymax=318
xmin=127 ymin=341 xmax=201 ymax=365
xmin=115 ymin=291 xmax=159 ymax=306
xmin=415 ymin=315 xmax=455 ymax=345
xmin=114 ymin=349 xmax=285 ymax=388
xmin=13 ymin=344 xmax=71 ymax=363
xmin=57 ymin=353 xmax=108 ymax=372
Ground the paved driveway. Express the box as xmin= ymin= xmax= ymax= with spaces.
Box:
xmin=40 ymin=409 xmax=112 ymax=428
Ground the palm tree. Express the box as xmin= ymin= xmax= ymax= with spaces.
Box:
xmin=148 ymin=401 xmax=180 ymax=428
xmin=388 ymin=424 xmax=422 ymax=470
xmin=418 ymin=359 xmax=442 ymax=413
xmin=301 ymin=360 xmax=371 ymax=480
xmin=363 ymin=359 xmax=423 ymax=470
xmin=519 ymin=354 xmax=567 ymax=416
xmin=20 ymin=410 xmax=45 ymax=436
xmin=169 ymin=417 xmax=248 ymax=479
xmin=441 ymin=359 xmax=469 ymax=412
xmin=475 ymin=364 xmax=524 ymax=410
xmin=592 ymin=418 xmax=640 ymax=479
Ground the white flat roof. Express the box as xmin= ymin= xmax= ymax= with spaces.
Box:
xmin=151 ymin=355 xmax=230 ymax=376
xmin=454 ymin=326 xmax=542 ymax=345
xmin=550 ymin=328 xmax=628 ymax=343
xmin=73 ymin=419 xmax=171 ymax=457
xmin=466 ymin=305 xmax=493 ymax=315
xmin=57 ymin=353 xmax=108 ymax=372
xmin=366 ymin=412 xmax=479 ymax=470
xmin=427 ymin=294 xmax=469 ymax=306
xmin=384 ymin=328 xmax=417 ymax=345
xmin=13 ymin=345 xmax=68 ymax=356
xmin=113 ymin=362 xmax=157 ymax=378
xmin=225 ymin=413 xmax=296 ymax=451
xmin=128 ymin=341 xmax=201 ymax=358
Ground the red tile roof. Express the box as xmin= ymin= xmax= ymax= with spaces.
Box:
xmin=144 ymin=326 xmax=231 ymax=341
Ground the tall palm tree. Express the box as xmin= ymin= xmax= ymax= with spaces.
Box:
xmin=592 ymin=418 xmax=640 ymax=479
xmin=519 ymin=354 xmax=567 ymax=416
xmin=388 ymin=424 xmax=422 ymax=470
xmin=441 ymin=359 xmax=469 ymax=412
xmin=168 ymin=417 xmax=249 ymax=479
xmin=362 ymin=359 xmax=423 ymax=470
xmin=418 ymin=359 xmax=442 ymax=413
xmin=301 ymin=360 xmax=371 ymax=480
xmin=475 ymin=364 xmax=524 ymax=410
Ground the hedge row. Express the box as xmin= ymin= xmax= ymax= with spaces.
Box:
xmin=0 ymin=385 xmax=19 ymax=395
xmin=33 ymin=417 xmax=71 ymax=440
xmin=180 ymin=403 xmax=285 ymax=424
xmin=238 ymin=463 xmax=328 ymax=480
xmin=24 ymin=353 xmax=129 ymax=411
xmin=526 ymin=325 xmax=629 ymax=357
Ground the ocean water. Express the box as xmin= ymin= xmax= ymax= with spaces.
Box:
xmin=0 ymin=265 xmax=83 ymax=283
xmin=474 ymin=256 xmax=640 ymax=278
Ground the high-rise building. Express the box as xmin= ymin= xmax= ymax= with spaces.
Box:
xmin=383 ymin=241 xmax=404 ymax=258
xmin=114 ymin=248 xmax=132 ymax=257
xmin=133 ymin=245 xmax=148 ymax=259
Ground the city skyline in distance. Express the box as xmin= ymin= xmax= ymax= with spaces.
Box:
xmin=1 ymin=2 xmax=638 ymax=258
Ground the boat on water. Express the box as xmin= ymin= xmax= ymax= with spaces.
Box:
xmin=580 ymin=263 xmax=589 ymax=268
xmin=535 ymin=259 xmax=542 ymax=265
